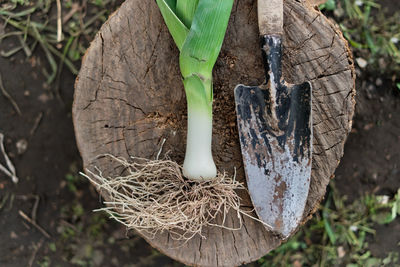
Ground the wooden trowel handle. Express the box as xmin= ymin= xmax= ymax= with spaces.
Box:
xmin=258 ymin=0 xmax=283 ymax=36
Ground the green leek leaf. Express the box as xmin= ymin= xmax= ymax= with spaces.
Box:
xmin=179 ymin=0 xmax=233 ymax=82
xmin=176 ymin=0 xmax=199 ymax=28
xmin=156 ymin=0 xmax=234 ymax=180
xmin=165 ymin=0 xmax=177 ymax=12
xmin=183 ymin=74 xmax=211 ymax=113
xmin=156 ymin=0 xmax=189 ymax=51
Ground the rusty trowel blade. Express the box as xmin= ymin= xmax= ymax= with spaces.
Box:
xmin=234 ymin=81 xmax=312 ymax=239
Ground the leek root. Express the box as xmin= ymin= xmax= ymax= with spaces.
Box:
xmin=83 ymin=154 xmax=245 ymax=240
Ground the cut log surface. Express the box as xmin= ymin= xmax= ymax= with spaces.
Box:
xmin=72 ymin=0 xmax=355 ymax=266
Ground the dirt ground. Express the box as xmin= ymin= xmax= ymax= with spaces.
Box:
xmin=334 ymin=75 xmax=400 ymax=258
xmin=0 ymin=42 xmax=178 ymax=266
xmin=0 ymin=4 xmax=399 ymax=267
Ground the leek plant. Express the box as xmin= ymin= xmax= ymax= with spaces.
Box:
xmin=156 ymin=0 xmax=234 ymax=180
xmin=82 ymin=0 xmax=251 ymax=240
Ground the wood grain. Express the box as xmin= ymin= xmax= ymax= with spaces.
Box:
xmin=72 ymin=0 xmax=355 ymax=266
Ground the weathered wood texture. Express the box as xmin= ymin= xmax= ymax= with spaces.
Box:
xmin=72 ymin=0 xmax=355 ymax=266
xmin=308 ymin=0 xmax=329 ymax=6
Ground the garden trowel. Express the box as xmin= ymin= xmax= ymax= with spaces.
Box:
xmin=234 ymin=0 xmax=313 ymax=239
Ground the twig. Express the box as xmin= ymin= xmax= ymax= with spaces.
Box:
xmin=29 ymin=112 xmax=43 ymax=136
xmin=19 ymin=210 xmax=51 ymax=239
xmin=0 ymin=164 xmax=15 ymax=183
xmin=63 ymin=3 xmax=81 ymax=24
xmin=0 ymin=192 xmax=10 ymax=211
xmin=28 ymin=239 xmax=44 ymax=267
xmin=15 ymin=194 xmax=40 ymax=220
xmin=18 ymin=34 xmax=32 ymax=57
xmin=0 ymin=45 xmax=23 ymax=57
xmin=6 ymin=193 xmax=15 ymax=211
xmin=31 ymin=195 xmax=40 ymax=222
xmin=22 ymin=221 xmax=31 ymax=230
xmin=0 ymin=133 xmax=19 ymax=183
xmin=56 ymin=0 xmax=62 ymax=42
xmin=60 ymin=219 xmax=78 ymax=231
xmin=0 ymin=72 xmax=21 ymax=116
xmin=156 ymin=138 xmax=166 ymax=160
xmin=0 ymin=31 xmax=23 ymax=42
xmin=54 ymin=36 xmax=76 ymax=102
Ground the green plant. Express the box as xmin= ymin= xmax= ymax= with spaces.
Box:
xmin=87 ymin=213 xmax=107 ymax=238
xmin=258 ymin=185 xmax=400 ymax=266
xmin=322 ymin=0 xmax=400 ymax=77
xmin=37 ymin=256 xmax=51 ymax=267
xmin=65 ymin=162 xmax=86 ymax=193
xmin=320 ymin=0 xmax=336 ymax=11
xmin=0 ymin=0 xmax=118 ymax=87
xmin=48 ymin=242 xmax=57 ymax=252
xmin=366 ymin=189 xmax=400 ymax=225
xmin=156 ymin=0 xmax=233 ymax=180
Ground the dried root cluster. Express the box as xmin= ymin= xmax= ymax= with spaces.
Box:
xmin=83 ymin=154 xmax=246 ymax=241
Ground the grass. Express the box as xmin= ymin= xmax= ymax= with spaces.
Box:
xmin=65 ymin=162 xmax=86 ymax=194
xmin=320 ymin=0 xmax=400 ymax=81
xmin=258 ymin=184 xmax=400 ymax=266
xmin=55 ymin=199 xmax=110 ymax=266
xmin=56 ymin=170 xmax=400 ymax=266
xmin=1 ymin=0 xmax=398 ymax=90
xmin=0 ymin=0 xmax=120 ymax=98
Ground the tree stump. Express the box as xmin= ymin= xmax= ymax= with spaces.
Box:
xmin=72 ymin=0 xmax=355 ymax=266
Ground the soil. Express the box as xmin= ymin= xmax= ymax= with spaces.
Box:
xmin=0 ymin=4 xmax=399 ymax=267
xmin=0 ymin=41 xmax=178 ymax=266
xmin=334 ymin=74 xmax=400 ymax=258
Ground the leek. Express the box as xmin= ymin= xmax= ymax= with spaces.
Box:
xmin=156 ymin=0 xmax=233 ymax=180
